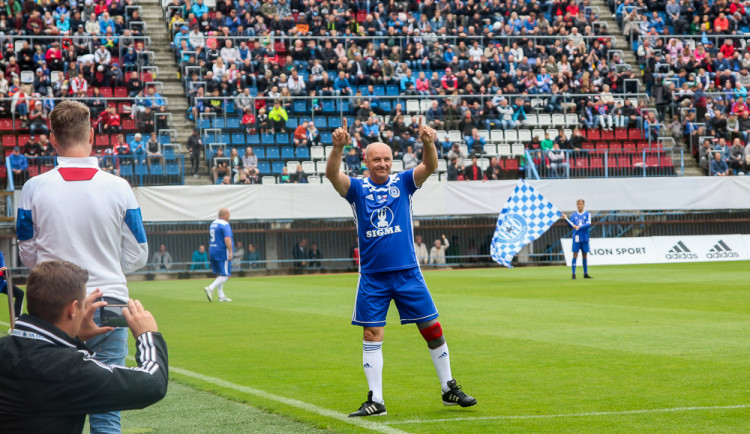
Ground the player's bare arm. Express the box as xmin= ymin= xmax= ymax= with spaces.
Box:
xmin=326 ymin=117 xmax=352 ymax=196
xmin=225 ymin=236 xmax=233 ymax=261
xmin=413 ymin=116 xmax=438 ymax=187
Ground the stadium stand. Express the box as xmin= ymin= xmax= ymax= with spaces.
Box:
xmin=0 ymin=0 xmax=186 ymax=188
xmin=157 ymin=0 xmax=694 ymax=184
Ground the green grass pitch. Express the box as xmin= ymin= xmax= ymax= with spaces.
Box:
xmin=5 ymin=262 xmax=750 ymax=433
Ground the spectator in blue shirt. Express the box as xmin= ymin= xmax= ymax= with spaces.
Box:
xmin=334 ymin=71 xmax=352 ymax=96
xmin=192 ymin=0 xmax=209 ymax=18
xmin=130 ymin=133 xmax=147 ymax=161
xmin=190 ymin=245 xmax=209 ymax=270
xmin=710 ymin=151 xmax=729 ymax=175
xmin=9 ymin=147 xmax=29 ymax=186
xmin=362 ymin=118 xmax=380 ymax=143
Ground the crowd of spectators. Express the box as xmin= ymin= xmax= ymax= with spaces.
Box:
xmin=613 ymin=0 xmax=750 ymax=175
xmin=0 ymin=0 xmax=171 ymax=186
xmin=168 ymin=0 xmax=672 ymax=183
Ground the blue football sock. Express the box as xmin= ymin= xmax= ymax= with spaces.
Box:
xmin=583 ymin=257 xmax=588 ymax=275
xmin=572 ymin=258 xmax=577 ymax=275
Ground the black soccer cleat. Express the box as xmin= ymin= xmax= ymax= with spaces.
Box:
xmin=349 ymin=391 xmax=387 ymax=417
xmin=572 ymin=274 xmax=576 ymax=280
xmin=442 ymin=379 xmax=477 ymax=407
xmin=584 ymin=274 xmax=593 ymax=279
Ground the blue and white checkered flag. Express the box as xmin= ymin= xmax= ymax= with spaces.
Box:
xmin=491 ymin=179 xmax=561 ymax=268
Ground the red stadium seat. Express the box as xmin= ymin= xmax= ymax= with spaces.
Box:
xmin=582 ymin=142 xmax=594 ymax=151
xmin=505 ymin=158 xmax=519 ymax=171
xmin=617 ymin=156 xmax=631 ymax=170
xmin=0 ymin=119 xmax=12 ymax=130
xmin=623 ymin=142 xmax=636 ymax=153
xmin=0 ymin=165 xmax=7 ymax=179
xmin=2 ymin=136 xmax=15 ymax=148
xmin=590 ymin=157 xmax=604 ymax=169
xmin=114 ymin=87 xmax=127 ymax=98
xmin=637 ymin=142 xmax=649 ymax=152
xmin=13 ymin=120 xmax=25 ymax=130
xmin=628 ymin=128 xmax=643 ymax=140
xmin=609 ymin=142 xmax=622 ymax=153
xmin=595 ymin=143 xmax=608 ymax=153
xmin=100 ymin=88 xmax=113 ymax=98
xmin=587 ymin=130 xmax=601 ymax=141
xmin=122 ymin=119 xmax=135 ymax=130
xmin=95 ymin=135 xmax=110 ymax=147
xmin=615 ymin=129 xmax=628 ymax=140
xmin=601 ymin=130 xmax=614 ymax=141
xmin=28 ymin=166 xmax=39 ymax=178
xmin=573 ymin=158 xmax=589 ymax=171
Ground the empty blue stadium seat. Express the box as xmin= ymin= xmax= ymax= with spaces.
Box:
xmin=166 ymin=163 xmax=180 ymax=176
xmin=296 ymin=147 xmax=310 ymax=159
xmin=215 ymin=118 xmax=225 ymax=128
xmin=374 ymin=85 xmax=385 ymax=96
xmin=293 ymin=100 xmax=308 ymax=113
xmin=261 ymin=133 xmax=275 ymax=145
xmin=225 ymin=102 xmax=235 ymax=114
xmin=126 ymin=134 xmax=135 ymax=143
xmin=199 ymin=118 xmax=212 ymax=129
xmin=266 ymin=147 xmax=280 ymax=160
xmin=379 ymin=100 xmax=392 ymax=111
xmin=276 ymin=133 xmax=290 ymax=145
xmin=341 ymin=101 xmax=350 ymax=113
xmin=249 ymin=87 xmax=258 ymax=96
xmin=231 ymin=133 xmax=245 ymax=145
xmin=135 ymin=164 xmax=148 ymax=176
xmin=247 ymin=134 xmax=260 ymax=145
xmin=322 ymin=100 xmax=336 ymax=113
xmin=203 ymin=134 xmax=215 ymax=144
xmin=253 ymin=147 xmax=265 ymax=159
xmin=272 ymin=161 xmax=285 ymax=174
xmin=314 ymin=117 xmax=327 ymax=129
xmin=164 ymin=148 xmax=176 ymax=160
xmin=227 ymin=118 xmax=241 ymax=129
xmin=257 ymin=161 xmax=271 ymax=175
xmin=281 ymin=146 xmax=295 ymax=159
xmin=328 ymin=117 xmax=341 ymax=129
xmin=386 ymin=85 xmax=399 ymax=96
xmin=120 ymin=164 xmax=133 ymax=176
xmin=286 ymin=117 xmax=298 ymax=129
xmin=220 ymin=133 xmax=231 ymax=144
xmin=321 ymin=132 xmax=332 ymax=143
xmin=150 ymin=164 xmax=164 ymax=175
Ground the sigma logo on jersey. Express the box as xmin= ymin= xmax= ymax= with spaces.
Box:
xmin=366 ymin=207 xmax=402 ymax=238
xmin=665 ymin=241 xmax=698 ymax=260
xmin=706 ymin=240 xmax=740 ymax=259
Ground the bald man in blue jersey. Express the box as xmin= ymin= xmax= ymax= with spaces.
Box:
xmin=326 ymin=118 xmax=476 ymax=417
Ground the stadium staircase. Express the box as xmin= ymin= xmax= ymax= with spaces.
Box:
xmin=140 ymin=0 xmax=208 ymax=184
xmin=590 ymin=0 xmax=701 ymax=176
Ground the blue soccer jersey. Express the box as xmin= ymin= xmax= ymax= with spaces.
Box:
xmin=569 ymin=211 xmax=591 ymax=243
xmin=209 ymin=219 xmax=233 ymax=261
xmin=346 ymin=169 xmax=420 ymax=273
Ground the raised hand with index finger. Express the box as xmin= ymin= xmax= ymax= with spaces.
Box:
xmin=418 ymin=116 xmax=437 ymax=146
xmin=331 ymin=117 xmax=350 ymax=150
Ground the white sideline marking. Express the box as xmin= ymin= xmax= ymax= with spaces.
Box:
xmin=145 ymin=360 xmax=408 ymax=434
xmin=383 ymin=404 xmax=750 ymax=425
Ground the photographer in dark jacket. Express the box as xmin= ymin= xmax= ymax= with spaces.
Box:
xmin=0 ymin=260 xmax=168 ymax=434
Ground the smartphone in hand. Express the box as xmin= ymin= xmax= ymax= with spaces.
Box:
xmin=99 ymin=297 xmax=129 ymax=327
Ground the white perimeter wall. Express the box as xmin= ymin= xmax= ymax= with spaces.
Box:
xmin=133 ymin=177 xmax=750 ymax=222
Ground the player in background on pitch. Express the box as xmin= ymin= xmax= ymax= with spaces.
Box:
xmin=562 ymin=199 xmax=592 ymax=279
xmin=204 ymin=208 xmax=233 ymax=302
xmin=326 ymin=117 xmax=476 ymax=417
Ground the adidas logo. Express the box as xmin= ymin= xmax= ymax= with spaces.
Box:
xmin=707 ymin=240 xmax=740 ymax=259
xmin=665 ymin=241 xmax=698 ymax=260
xmin=363 ymin=363 xmax=372 ymax=368
xmin=438 ymin=351 xmax=448 ymax=359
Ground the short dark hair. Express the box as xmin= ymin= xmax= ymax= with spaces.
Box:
xmin=27 ymin=261 xmax=88 ymax=324
xmin=50 ymin=100 xmax=91 ymax=149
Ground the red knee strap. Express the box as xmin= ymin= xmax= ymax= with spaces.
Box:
xmin=420 ymin=322 xmax=443 ymax=341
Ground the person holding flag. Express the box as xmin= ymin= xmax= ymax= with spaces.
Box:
xmin=561 ymin=199 xmax=592 ymax=279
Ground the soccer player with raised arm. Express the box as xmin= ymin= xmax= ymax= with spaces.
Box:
xmin=562 ymin=199 xmax=592 ymax=279
xmin=204 ymin=208 xmax=233 ymax=302
xmin=326 ymin=118 xmax=476 ymax=417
